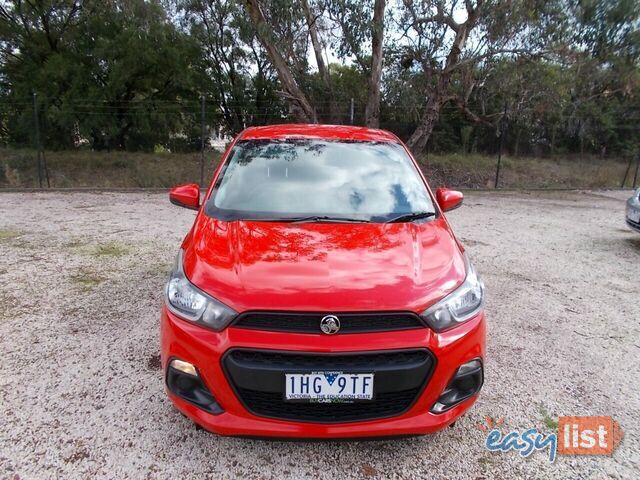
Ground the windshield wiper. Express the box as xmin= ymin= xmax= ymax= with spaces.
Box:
xmin=288 ymin=215 xmax=372 ymax=224
xmin=386 ymin=211 xmax=436 ymax=223
xmin=234 ymin=215 xmax=371 ymax=223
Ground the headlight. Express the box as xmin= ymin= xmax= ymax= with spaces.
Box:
xmin=421 ymin=255 xmax=484 ymax=332
xmin=165 ymin=249 xmax=237 ymax=331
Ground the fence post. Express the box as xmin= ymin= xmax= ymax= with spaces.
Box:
xmin=32 ymin=93 xmax=43 ymax=188
xmin=621 ymin=156 xmax=632 ymax=187
xmin=42 ymin=150 xmax=50 ymax=188
xmin=200 ymin=95 xmax=205 ymax=188
xmin=41 ymin=96 xmax=50 ymax=187
xmin=633 ymin=152 xmax=639 ymax=189
xmin=350 ymin=98 xmax=354 ymax=125
xmin=494 ymin=102 xmax=508 ymax=189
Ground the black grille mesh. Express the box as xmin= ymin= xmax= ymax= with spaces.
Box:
xmin=233 ymin=312 xmax=425 ymax=334
xmin=229 ymin=349 xmax=431 ymax=368
xmin=237 ymin=388 xmax=420 ymax=422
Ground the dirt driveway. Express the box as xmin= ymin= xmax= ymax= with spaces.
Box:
xmin=0 ymin=190 xmax=638 ymax=479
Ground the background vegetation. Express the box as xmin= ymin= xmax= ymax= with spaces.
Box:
xmin=0 ymin=0 xmax=639 ymax=188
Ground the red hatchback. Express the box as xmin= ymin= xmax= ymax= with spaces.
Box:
xmin=161 ymin=124 xmax=486 ymax=438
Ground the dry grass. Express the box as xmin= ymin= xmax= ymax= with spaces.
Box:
xmin=92 ymin=242 xmax=129 ymax=257
xmin=70 ymin=267 xmax=106 ymax=291
xmin=0 ymin=148 xmax=220 ymax=188
xmin=0 ymin=290 xmax=17 ymax=319
xmin=0 ymin=228 xmax=20 ymax=241
xmin=419 ymin=153 xmax=630 ymax=189
xmin=0 ymin=147 xmax=631 ymax=189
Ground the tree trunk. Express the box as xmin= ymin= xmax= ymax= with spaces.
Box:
xmin=406 ymin=0 xmax=483 ymax=152
xmin=364 ymin=0 xmax=385 ymax=128
xmin=301 ymin=0 xmax=339 ymax=123
xmin=406 ymin=98 xmax=441 ymax=152
xmin=244 ymin=0 xmax=317 ymax=123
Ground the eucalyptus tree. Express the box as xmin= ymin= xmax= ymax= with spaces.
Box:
xmin=325 ymin=0 xmax=387 ymax=127
xmin=243 ymin=0 xmax=318 ymax=122
xmin=242 ymin=0 xmax=388 ymax=126
xmin=179 ymin=0 xmax=288 ymax=133
xmin=396 ymin=0 xmax=563 ymax=152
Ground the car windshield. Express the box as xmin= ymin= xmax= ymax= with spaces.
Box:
xmin=206 ymin=138 xmax=435 ymax=222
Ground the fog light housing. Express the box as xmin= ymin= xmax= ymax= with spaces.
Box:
xmin=166 ymin=358 xmax=223 ymax=415
xmin=431 ymin=359 xmax=483 ymax=414
xmin=170 ymin=359 xmax=198 ymax=376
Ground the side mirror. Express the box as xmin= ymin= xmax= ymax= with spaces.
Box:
xmin=169 ymin=183 xmax=200 ymax=210
xmin=436 ymin=188 xmax=464 ymax=212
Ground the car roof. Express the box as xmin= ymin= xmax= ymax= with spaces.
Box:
xmin=238 ymin=124 xmax=400 ymax=143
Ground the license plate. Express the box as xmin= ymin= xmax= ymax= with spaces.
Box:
xmin=628 ymin=207 xmax=640 ymax=223
xmin=285 ymin=372 xmax=374 ymax=401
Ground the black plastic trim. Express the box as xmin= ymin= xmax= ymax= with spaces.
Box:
xmin=441 ymin=198 xmax=463 ymax=212
xmin=165 ymin=357 xmax=224 ymax=415
xmin=169 ymin=197 xmax=199 ymax=211
xmin=626 ymin=218 xmax=640 ymax=232
xmin=430 ymin=358 xmax=484 ymax=413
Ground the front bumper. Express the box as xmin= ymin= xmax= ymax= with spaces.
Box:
xmin=160 ymin=306 xmax=486 ymax=438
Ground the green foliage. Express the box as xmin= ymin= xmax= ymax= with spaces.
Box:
xmin=1 ymin=0 xmax=203 ymax=150
xmin=0 ymin=0 xmax=638 ymax=158
xmin=538 ymin=403 xmax=559 ymax=431
xmin=179 ymin=0 xmax=287 ymax=134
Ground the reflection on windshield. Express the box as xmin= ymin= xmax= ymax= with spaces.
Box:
xmin=208 ymin=139 xmax=434 ymax=221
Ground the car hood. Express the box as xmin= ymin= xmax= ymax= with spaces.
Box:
xmin=182 ymin=216 xmax=466 ymax=313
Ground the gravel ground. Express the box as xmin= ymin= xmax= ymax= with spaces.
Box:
xmin=0 ymin=190 xmax=638 ymax=479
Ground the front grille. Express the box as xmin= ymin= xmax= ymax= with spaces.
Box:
xmin=223 ymin=349 xmax=434 ymax=423
xmin=232 ymin=311 xmax=425 ymax=334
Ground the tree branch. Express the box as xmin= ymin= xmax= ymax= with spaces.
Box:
xmin=412 ymin=12 xmax=460 ymax=33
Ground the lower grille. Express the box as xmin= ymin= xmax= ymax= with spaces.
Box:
xmin=232 ymin=311 xmax=425 ymax=334
xmin=237 ymin=388 xmax=420 ymax=423
xmin=223 ymin=349 xmax=434 ymax=423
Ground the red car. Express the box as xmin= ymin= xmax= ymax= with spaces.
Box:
xmin=161 ymin=124 xmax=486 ymax=438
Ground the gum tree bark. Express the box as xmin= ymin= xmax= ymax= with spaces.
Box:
xmin=406 ymin=0 xmax=484 ymax=152
xmin=301 ymin=0 xmax=339 ymax=123
xmin=244 ymin=0 xmax=318 ymax=123
xmin=364 ymin=0 xmax=385 ymax=128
